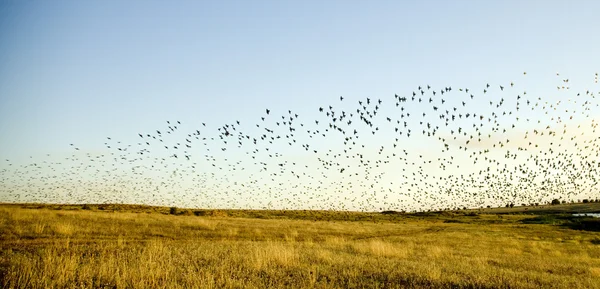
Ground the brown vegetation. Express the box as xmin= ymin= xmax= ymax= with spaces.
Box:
xmin=1 ymin=203 xmax=600 ymax=288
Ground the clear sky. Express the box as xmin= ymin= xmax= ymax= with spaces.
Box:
xmin=1 ymin=0 xmax=599 ymax=211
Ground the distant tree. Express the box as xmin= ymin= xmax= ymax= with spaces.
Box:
xmin=561 ymin=200 xmax=566 ymax=204
xmin=583 ymin=199 xmax=589 ymax=203
xmin=551 ymin=199 xmax=561 ymax=205
xmin=509 ymin=203 xmax=514 ymax=208
xmin=170 ymin=207 xmax=178 ymax=215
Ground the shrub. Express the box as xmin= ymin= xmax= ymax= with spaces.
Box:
xmin=444 ymin=219 xmax=464 ymax=223
xmin=551 ymin=199 xmax=560 ymax=205
xmin=583 ymin=199 xmax=589 ymax=203
xmin=381 ymin=210 xmax=401 ymax=215
xmin=82 ymin=204 xmax=91 ymax=210
xmin=521 ymin=215 xmax=560 ymax=225
xmin=573 ymin=219 xmax=600 ymax=232
xmin=169 ymin=207 xmax=178 ymax=215
xmin=193 ymin=210 xmax=207 ymax=216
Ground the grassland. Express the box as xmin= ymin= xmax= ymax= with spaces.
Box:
xmin=1 ymin=203 xmax=600 ymax=288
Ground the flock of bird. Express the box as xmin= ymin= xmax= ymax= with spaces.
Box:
xmin=1 ymin=72 xmax=599 ymax=212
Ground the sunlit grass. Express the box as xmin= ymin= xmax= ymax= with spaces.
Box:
xmin=1 ymin=204 xmax=599 ymax=288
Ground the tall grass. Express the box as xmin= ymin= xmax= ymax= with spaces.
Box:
xmin=1 ymin=205 xmax=599 ymax=288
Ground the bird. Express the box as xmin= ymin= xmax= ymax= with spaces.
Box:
xmin=2 ymin=71 xmax=597 ymax=214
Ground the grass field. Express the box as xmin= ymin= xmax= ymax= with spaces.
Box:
xmin=1 ymin=203 xmax=600 ymax=288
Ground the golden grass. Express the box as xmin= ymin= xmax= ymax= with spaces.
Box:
xmin=0 ymin=204 xmax=599 ymax=288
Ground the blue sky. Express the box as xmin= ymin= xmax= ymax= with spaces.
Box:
xmin=1 ymin=0 xmax=599 ymax=210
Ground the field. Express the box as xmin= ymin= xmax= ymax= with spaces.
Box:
xmin=1 ymin=203 xmax=600 ymax=288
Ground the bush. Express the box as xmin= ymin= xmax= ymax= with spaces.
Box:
xmin=570 ymin=219 xmax=600 ymax=232
xmin=193 ymin=210 xmax=207 ymax=216
xmin=170 ymin=207 xmax=178 ymax=215
xmin=521 ymin=215 xmax=560 ymax=225
xmin=444 ymin=219 xmax=464 ymax=223
xmin=381 ymin=210 xmax=401 ymax=215
xmin=82 ymin=204 xmax=91 ymax=210
xmin=583 ymin=199 xmax=589 ymax=203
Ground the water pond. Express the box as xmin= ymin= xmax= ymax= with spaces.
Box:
xmin=572 ymin=213 xmax=600 ymax=218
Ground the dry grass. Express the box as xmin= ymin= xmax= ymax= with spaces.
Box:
xmin=1 ymin=204 xmax=600 ymax=288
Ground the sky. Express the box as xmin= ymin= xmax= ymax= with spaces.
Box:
xmin=1 ymin=0 xmax=599 ymax=211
